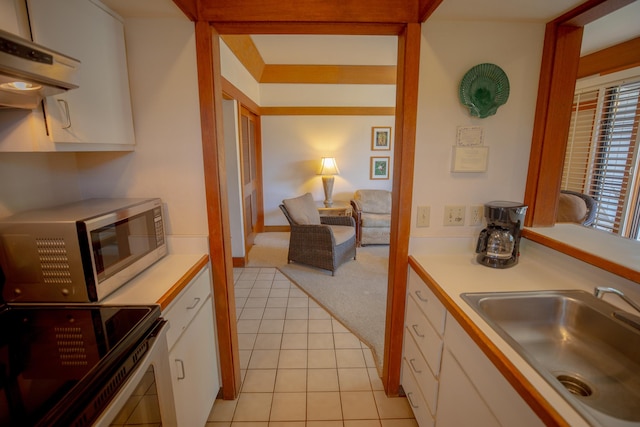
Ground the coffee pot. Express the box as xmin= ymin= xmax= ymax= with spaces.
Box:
xmin=476 ymin=201 xmax=527 ymax=268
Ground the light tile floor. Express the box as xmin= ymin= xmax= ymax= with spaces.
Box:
xmin=207 ymin=267 xmax=417 ymax=427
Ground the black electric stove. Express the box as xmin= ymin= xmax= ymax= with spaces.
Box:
xmin=0 ymin=303 xmax=163 ymax=427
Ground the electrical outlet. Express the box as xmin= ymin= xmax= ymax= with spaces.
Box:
xmin=417 ymin=206 xmax=430 ymax=227
xmin=469 ymin=205 xmax=484 ymax=226
xmin=444 ymin=205 xmax=465 ymax=226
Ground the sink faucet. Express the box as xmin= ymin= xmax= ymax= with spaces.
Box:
xmin=594 ymin=286 xmax=640 ymax=315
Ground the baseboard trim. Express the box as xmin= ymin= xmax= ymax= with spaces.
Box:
xmin=232 ymin=257 xmax=246 ymax=267
xmin=264 ymin=225 xmax=290 ymax=232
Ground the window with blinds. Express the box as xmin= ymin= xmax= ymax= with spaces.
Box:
xmin=562 ymin=77 xmax=640 ymax=240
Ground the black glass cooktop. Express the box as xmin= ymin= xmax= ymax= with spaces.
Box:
xmin=0 ymin=304 xmax=161 ymax=427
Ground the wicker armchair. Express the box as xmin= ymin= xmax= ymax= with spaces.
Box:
xmin=280 ymin=193 xmax=356 ymax=275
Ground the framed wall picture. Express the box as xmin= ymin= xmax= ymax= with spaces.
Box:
xmin=371 ymin=127 xmax=392 ymax=150
xmin=370 ymin=156 xmax=390 ymax=180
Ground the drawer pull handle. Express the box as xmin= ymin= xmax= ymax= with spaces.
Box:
xmin=406 ymin=392 xmax=419 ymax=409
xmin=415 ymin=290 xmax=429 ymax=302
xmin=409 ymin=358 xmax=422 ymax=373
xmin=175 ymin=359 xmax=186 ymax=380
xmin=186 ymin=297 xmax=201 ymax=309
xmin=412 ymin=324 xmax=425 ymax=338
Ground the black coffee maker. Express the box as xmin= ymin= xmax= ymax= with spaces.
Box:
xmin=475 ymin=201 xmax=528 ymax=268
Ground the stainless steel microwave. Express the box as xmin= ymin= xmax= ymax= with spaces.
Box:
xmin=0 ymin=198 xmax=167 ymax=303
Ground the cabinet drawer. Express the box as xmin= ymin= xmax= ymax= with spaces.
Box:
xmin=405 ymin=296 xmax=443 ymax=377
xmin=403 ymin=327 xmax=438 ymax=415
xmin=163 ymin=266 xmax=211 ymax=350
xmin=408 ymin=268 xmax=446 ymax=336
xmin=401 ymin=358 xmax=435 ymax=427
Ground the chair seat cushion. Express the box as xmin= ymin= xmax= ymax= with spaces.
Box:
xmin=283 ymin=193 xmax=321 ymax=225
xmin=557 ymin=193 xmax=588 ymax=224
xmin=361 ymin=212 xmax=391 ymax=228
xmin=329 ymin=225 xmax=355 ymax=245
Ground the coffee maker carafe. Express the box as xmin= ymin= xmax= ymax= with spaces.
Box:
xmin=476 ymin=201 xmax=527 ymax=268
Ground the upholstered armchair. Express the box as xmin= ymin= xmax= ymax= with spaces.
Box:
xmin=279 ymin=193 xmax=356 ymax=275
xmin=557 ymin=190 xmax=597 ymax=226
xmin=350 ymin=189 xmax=391 ymax=246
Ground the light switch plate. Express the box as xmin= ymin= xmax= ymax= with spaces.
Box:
xmin=417 ymin=206 xmax=430 ymax=227
xmin=444 ymin=205 xmax=465 ymax=226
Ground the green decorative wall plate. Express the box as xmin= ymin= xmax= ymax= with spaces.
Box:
xmin=459 ymin=63 xmax=510 ymax=118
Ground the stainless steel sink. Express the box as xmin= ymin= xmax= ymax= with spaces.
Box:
xmin=461 ymin=290 xmax=640 ymax=426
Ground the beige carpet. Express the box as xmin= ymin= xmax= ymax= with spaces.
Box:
xmin=248 ymin=232 xmax=389 ymax=371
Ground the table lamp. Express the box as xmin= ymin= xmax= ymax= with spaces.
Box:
xmin=319 ymin=157 xmax=340 ymax=207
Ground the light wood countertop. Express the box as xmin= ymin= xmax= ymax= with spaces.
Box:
xmin=104 ymin=253 xmax=209 ymax=310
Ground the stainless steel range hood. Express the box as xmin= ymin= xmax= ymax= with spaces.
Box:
xmin=0 ymin=29 xmax=79 ymax=109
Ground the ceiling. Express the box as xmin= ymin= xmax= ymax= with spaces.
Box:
xmin=101 ymin=0 xmax=640 ymax=65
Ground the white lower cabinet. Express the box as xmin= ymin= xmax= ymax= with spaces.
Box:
xmin=402 ymin=267 xmax=446 ymax=425
xmin=403 ymin=265 xmax=544 ymax=427
xmin=163 ymin=265 xmax=219 ymax=427
xmin=437 ymin=346 xmax=500 ymax=427
xmin=440 ymin=316 xmax=543 ymax=427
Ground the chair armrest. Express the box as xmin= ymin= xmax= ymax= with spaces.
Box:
xmin=290 ymin=223 xmax=336 ymax=246
xmin=321 ymin=216 xmax=355 ymax=227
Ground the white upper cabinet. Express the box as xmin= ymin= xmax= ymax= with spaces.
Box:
xmin=0 ymin=0 xmax=29 ymax=37
xmin=27 ymin=0 xmax=135 ymax=148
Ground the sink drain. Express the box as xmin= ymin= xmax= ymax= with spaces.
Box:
xmin=556 ymin=374 xmax=593 ymax=397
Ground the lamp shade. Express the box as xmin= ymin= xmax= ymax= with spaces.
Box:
xmin=319 ymin=157 xmax=340 ymax=175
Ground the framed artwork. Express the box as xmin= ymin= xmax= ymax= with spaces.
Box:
xmin=371 ymin=127 xmax=392 ymax=151
xmin=370 ymin=156 xmax=390 ymax=180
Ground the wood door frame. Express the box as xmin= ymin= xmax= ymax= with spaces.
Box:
xmin=238 ymin=105 xmax=264 ymax=257
xmin=186 ymin=1 xmax=437 ymax=398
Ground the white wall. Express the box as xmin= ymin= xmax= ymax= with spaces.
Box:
xmin=220 ymin=39 xmax=261 ymax=103
xmin=75 ymin=16 xmax=208 ymax=238
xmin=410 ymin=19 xmax=545 ymax=248
xmin=262 ymin=115 xmax=394 ymax=225
xmin=222 ymin=98 xmax=246 ymax=257
xmin=258 ymin=75 xmax=397 ymax=226
xmin=0 ymin=152 xmax=81 ymax=217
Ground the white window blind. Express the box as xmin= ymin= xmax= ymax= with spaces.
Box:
xmin=563 ymin=78 xmax=640 ymax=238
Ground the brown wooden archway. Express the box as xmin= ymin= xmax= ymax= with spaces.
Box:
xmin=173 ymin=0 xmax=442 ymax=399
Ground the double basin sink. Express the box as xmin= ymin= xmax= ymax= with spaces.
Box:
xmin=461 ymin=289 xmax=640 ymax=426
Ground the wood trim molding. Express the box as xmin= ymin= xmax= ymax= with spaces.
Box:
xmin=524 ymin=23 xmax=583 ymax=227
xmin=199 ymin=0 xmax=421 ymax=23
xmin=213 ymin=22 xmax=406 ymax=36
xmin=194 ymin=22 xmax=241 ymax=400
xmin=407 ymin=257 xmax=569 ymax=427
xmin=264 ymin=225 xmax=290 ymax=232
xmin=220 ymin=36 xmax=396 ymax=85
xmin=577 ymin=36 xmax=640 ymax=78
xmin=221 ymin=78 xmax=260 ymax=114
xmin=261 ymin=65 xmax=396 ymax=84
xmin=156 ymin=255 xmax=210 ymax=310
xmin=171 ymin=0 xmax=198 ymax=20
xmin=383 ymin=23 xmax=421 ymax=396
xmin=261 ymin=106 xmax=395 ymax=116
xmin=419 ymin=0 xmax=445 ymax=23
xmin=522 ymin=229 xmax=640 ymax=283
xmin=220 ymin=35 xmax=265 ymax=82
xmin=524 ymin=0 xmax=635 ymax=227
xmin=232 ymin=257 xmax=246 ymax=267
xmin=555 ymin=0 xmax=635 ymax=26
